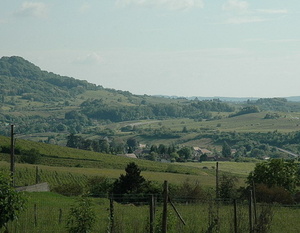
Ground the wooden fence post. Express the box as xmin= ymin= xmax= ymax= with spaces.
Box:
xmin=216 ymin=162 xmax=219 ymax=199
xmin=169 ymin=196 xmax=186 ymax=226
xmin=252 ymin=181 xmax=257 ymax=225
xmin=10 ymin=124 xmax=15 ymax=186
xmin=35 ymin=166 xmax=39 ymax=184
xmin=233 ymin=199 xmax=238 ymax=233
xmin=110 ymin=195 xmax=115 ymax=233
xmin=249 ymin=190 xmax=253 ymax=233
xmin=58 ymin=208 xmax=62 ymax=224
xmin=34 ymin=204 xmax=38 ymax=227
xmin=162 ymin=180 xmax=168 ymax=233
xmin=150 ymin=195 xmax=155 ymax=233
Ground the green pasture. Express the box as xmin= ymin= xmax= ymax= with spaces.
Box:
xmin=132 ymin=112 xmax=300 ymax=134
xmin=94 ymin=111 xmax=300 ymax=147
xmin=0 ymin=161 xmax=218 ymax=188
xmin=177 ymin=161 xmax=256 ymax=177
xmin=5 ymin=192 xmax=300 ymax=233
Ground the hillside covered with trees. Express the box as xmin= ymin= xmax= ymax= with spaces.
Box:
xmin=1 ymin=56 xmax=300 ymax=163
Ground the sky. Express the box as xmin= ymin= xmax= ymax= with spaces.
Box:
xmin=1 ymin=0 xmax=300 ymax=98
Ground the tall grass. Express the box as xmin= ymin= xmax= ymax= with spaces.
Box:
xmin=5 ymin=192 xmax=300 ymax=233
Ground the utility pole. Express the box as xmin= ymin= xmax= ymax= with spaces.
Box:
xmin=10 ymin=124 xmax=15 ymax=186
xmin=216 ymin=162 xmax=219 ymax=199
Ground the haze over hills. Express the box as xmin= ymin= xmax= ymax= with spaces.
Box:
xmin=1 ymin=56 xmax=300 ymax=162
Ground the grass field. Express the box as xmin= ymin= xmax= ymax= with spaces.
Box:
xmin=122 ymin=112 xmax=300 ymax=134
xmin=178 ymin=161 xmax=256 ymax=177
xmin=5 ymin=192 xmax=300 ymax=233
xmin=0 ymin=161 xmax=221 ymax=188
xmin=0 ymin=134 xmax=210 ymax=176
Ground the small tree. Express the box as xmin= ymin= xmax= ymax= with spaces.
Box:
xmin=222 ymin=141 xmax=231 ymax=158
xmin=86 ymin=176 xmax=113 ymax=197
xmin=247 ymin=159 xmax=299 ymax=193
xmin=112 ymin=162 xmax=156 ymax=203
xmin=0 ymin=173 xmax=26 ymax=231
xmin=66 ymin=198 xmax=95 ymax=233
xmin=177 ymin=147 xmax=192 ymax=160
xmin=219 ymin=174 xmax=238 ymax=199
xmin=112 ymin=162 xmax=146 ymax=195
xmin=126 ymin=138 xmax=139 ymax=150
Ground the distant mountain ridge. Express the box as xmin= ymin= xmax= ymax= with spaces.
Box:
xmin=155 ymin=95 xmax=300 ymax=103
xmin=1 ymin=55 xmax=300 ymax=147
xmin=0 ymin=56 xmax=100 ymax=101
xmin=1 ymin=56 xmax=300 ymax=103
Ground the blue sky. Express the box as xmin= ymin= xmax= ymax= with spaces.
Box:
xmin=1 ymin=0 xmax=300 ymax=98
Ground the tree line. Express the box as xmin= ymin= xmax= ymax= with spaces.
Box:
xmin=79 ymin=99 xmax=235 ymax=122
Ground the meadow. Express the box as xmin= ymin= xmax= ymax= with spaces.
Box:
xmin=5 ymin=192 xmax=300 ymax=233
xmin=0 ymin=160 xmax=222 ymax=188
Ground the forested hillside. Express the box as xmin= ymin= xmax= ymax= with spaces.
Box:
xmin=0 ymin=56 xmax=235 ymax=135
xmin=0 ymin=56 xmax=100 ymax=102
xmin=1 ymin=56 xmax=300 ymax=163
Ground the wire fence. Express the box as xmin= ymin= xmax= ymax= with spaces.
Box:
xmin=4 ymin=190 xmax=300 ymax=233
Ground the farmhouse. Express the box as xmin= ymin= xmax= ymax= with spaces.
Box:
xmin=117 ymin=153 xmax=137 ymax=159
xmin=193 ymin=147 xmax=213 ymax=157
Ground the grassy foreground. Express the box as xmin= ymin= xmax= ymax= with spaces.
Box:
xmin=4 ymin=192 xmax=300 ymax=233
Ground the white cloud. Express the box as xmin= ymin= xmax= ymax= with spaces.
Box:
xmin=15 ymin=2 xmax=48 ymax=18
xmin=224 ymin=16 xmax=267 ymax=24
xmin=269 ymin=39 xmax=300 ymax=43
xmin=79 ymin=3 xmax=91 ymax=13
xmin=256 ymin=9 xmax=288 ymax=14
xmin=222 ymin=0 xmax=249 ymax=12
xmin=73 ymin=53 xmax=103 ymax=65
xmin=115 ymin=0 xmax=204 ymax=10
xmin=244 ymin=38 xmax=300 ymax=45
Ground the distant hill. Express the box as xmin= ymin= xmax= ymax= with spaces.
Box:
xmin=286 ymin=96 xmax=300 ymax=102
xmin=0 ymin=56 xmax=100 ymax=102
xmin=0 ymin=56 xmax=236 ymax=139
xmin=1 ymin=55 xmax=300 ymax=150
xmin=1 ymin=56 xmax=300 ymax=164
xmin=158 ymin=95 xmax=300 ymax=103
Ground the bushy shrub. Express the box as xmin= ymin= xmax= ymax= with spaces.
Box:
xmin=19 ymin=148 xmax=41 ymax=164
xmin=172 ymin=179 xmax=207 ymax=202
xmin=0 ymin=173 xmax=26 ymax=231
xmin=52 ymin=183 xmax=84 ymax=196
xmin=86 ymin=176 xmax=113 ymax=197
xmin=255 ymin=184 xmax=293 ymax=204
xmin=219 ymin=174 xmax=238 ymax=199
xmin=255 ymin=205 xmax=273 ymax=233
xmin=66 ymin=197 xmax=95 ymax=233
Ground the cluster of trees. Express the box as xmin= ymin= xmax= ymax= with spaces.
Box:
xmin=205 ymin=131 xmax=300 ymax=159
xmin=147 ymin=144 xmax=193 ymax=162
xmin=79 ymin=99 xmax=234 ymax=122
xmin=216 ymin=159 xmax=300 ymax=205
xmin=247 ymin=98 xmax=300 ymax=112
xmin=65 ymin=133 xmax=199 ymax=162
xmin=229 ymin=105 xmax=260 ymax=117
xmin=247 ymin=159 xmax=300 ymax=204
xmin=0 ymin=110 xmax=93 ymax=136
xmin=65 ymin=129 xmax=300 ymax=162
xmin=66 ymin=134 xmax=126 ymax=154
